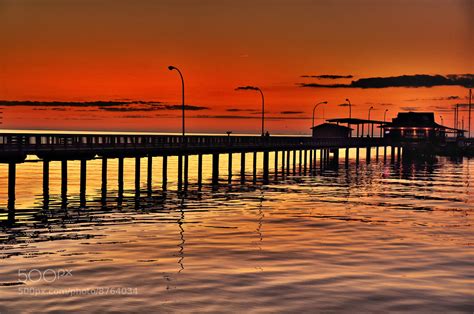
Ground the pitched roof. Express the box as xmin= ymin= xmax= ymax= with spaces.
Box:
xmin=311 ymin=123 xmax=353 ymax=130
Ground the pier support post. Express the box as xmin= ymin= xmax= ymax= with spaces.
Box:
xmin=309 ymin=150 xmax=313 ymax=173
xmin=286 ymin=150 xmax=290 ymax=176
xmin=320 ymin=149 xmax=324 ymax=170
xmin=304 ymin=150 xmax=307 ymax=175
xmin=147 ymin=155 xmax=152 ymax=192
xmin=241 ymin=152 xmax=246 ymax=184
xmin=118 ymin=157 xmax=124 ymax=198
xmin=345 ymin=147 xmax=349 ymax=168
xmin=177 ymin=155 xmax=183 ymax=191
xmin=162 ymin=155 xmax=168 ymax=190
xmin=253 ymin=151 xmax=257 ymax=183
xmin=313 ymin=149 xmax=318 ymax=172
xmin=292 ymin=150 xmax=296 ymax=175
xmin=274 ymin=151 xmax=278 ymax=180
xmin=212 ymin=153 xmax=220 ymax=186
xmin=197 ymin=154 xmax=203 ymax=188
xmin=228 ymin=153 xmax=233 ymax=184
xmin=281 ymin=150 xmax=285 ymax=177
xmin=263 ymin=151 xmax=269 ymax=184
xmin=366 ymin=147 xmax=371 ymax=164
xmin=397 ymin=146 xmax=402 ymax=162
xmin=43 ymin=160 xmax=49 ymax=205
xmin=298 ymin=150 xmax=302 ymax=175
xmin=375 ymin=147 xmax=379 ymax=162
xmin=384 ymin=146 xmax=387 ymax=163
xmin=61 ymin=160 xmax=68 ymax=205
xmin=391 ymin=146 xmax=395 ymax=163
xmin=356 ymin=148 xmax=360 ymax=165
xmin=135 ymin=157 xmax=141 ymax=197
xmin=8 ymin=162 xmax=16 ymax=217
xmin=80 ymin=159 xmax=87 ymax=206
xmin=184 ymin=154 xmax=189 ymax=190
xmin=333 ymin=149 xmax=339 ymax=167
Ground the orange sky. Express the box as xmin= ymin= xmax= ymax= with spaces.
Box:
xmin=0 ymin=0 xmax=472 ymax=134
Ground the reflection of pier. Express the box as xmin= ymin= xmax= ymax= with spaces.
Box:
xmin=1 ymin=133 xmax=400 ymax=217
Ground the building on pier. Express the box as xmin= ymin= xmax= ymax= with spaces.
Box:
xmin=311 ymin=123 xmax=352 ymax=138
xmin=382 ymin=112 xmax=464 ymax=142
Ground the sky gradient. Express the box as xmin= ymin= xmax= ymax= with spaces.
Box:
xmin=0 ymin=0 xmax=473 ymax=134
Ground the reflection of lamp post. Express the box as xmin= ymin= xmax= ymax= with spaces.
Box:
xmin=168 ymin=65 xmax=185 ymax=138
xmin=235 ymin=86 xmax=265 ymax=136
xmin=312 ymin=101 xmax=328 ymax=129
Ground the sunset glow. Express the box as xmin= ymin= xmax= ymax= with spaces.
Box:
xmin=0 ymin=0 xmax=472 ymax=133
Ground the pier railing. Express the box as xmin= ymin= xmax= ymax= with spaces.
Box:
xmin=0 ymin=133 xmax=389 ymax=156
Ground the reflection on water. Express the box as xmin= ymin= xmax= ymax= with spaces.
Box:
xmin=0 ymin=152 xmax=473 ymax=312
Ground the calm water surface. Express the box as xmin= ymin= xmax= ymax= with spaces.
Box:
xmin=0 ymin=151 xmax=473 ymax=313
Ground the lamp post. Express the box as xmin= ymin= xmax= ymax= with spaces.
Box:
xmin=312 ymin=101 xmax=328 ymax=129
xmin=381 ymin=109 xmax=388 ymax=137
xmin=345 ymin=98 xmax=352 ymax=137
xmin=440 ymin=115 xmax=444 ymax=125
xmin=368 ymin=106 xmax=374 ymax=137
xmin=469 ymin=89 xmax=472 ymax=138
xmin=235 ymin=86 xmax=265 ymax=136
xmin=168 ymin=65 xmax=185 ymax=138
xmin=345 ymin=98 xmax=352 ymax=119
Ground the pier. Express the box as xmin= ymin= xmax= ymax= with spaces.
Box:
xmin=0 ymin=132 xmax=398 ymax=216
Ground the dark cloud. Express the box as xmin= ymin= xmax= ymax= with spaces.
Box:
xmin=400 ymin=106 xmax=421 ymax=111
xmin=299 ymin=74 xmax=474 ymax=89
xmin=280 ymin=111 xmax=304 ymax=114
xmin=365 ymin=102 xmax=395 ymax=106
xmin=163 ymin=105 xmax=209 ymax=111
xmin=0 ymin=100 xmax=209 ymax=112
xmin=192 ymin=115 xmax=308 ymax=120
xmin=0 ymin=100 xmax=160 ymax=107
xmin=405 ymin=95 xmax=461 ymax=101
xmin=226 ymin=108 xmax=258 ymax=112
xmin=235 ymin=86 xmax=261 ymax=91
xmin=301 ymin=74 xmax=353 ymax=79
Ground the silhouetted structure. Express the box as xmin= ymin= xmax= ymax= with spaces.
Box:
xmin=383 ymin=112 xmax=464 ymax=142
xmin=311 ymin=123 xmax=351 ymax=138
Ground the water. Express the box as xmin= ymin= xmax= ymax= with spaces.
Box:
xmin=0 ymin=150 xmax=473 ymax=313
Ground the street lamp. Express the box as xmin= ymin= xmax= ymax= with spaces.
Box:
xmin=345 ymin=98 xmax=352 ymax=137
xmin=345 ymin=98 xmax=352 ymax=119
xmin=235 ymin=86 xmax=265 ymax=136
xmin=168 ymin=65 xmax=185 ymax=138
xmin=367 ymin=106 xmax=374 ymax=137
xmin=312 ymin=101 xmax=328 ymax=129
xmin=381 ymin=109 xmax=389 ymax=137
xmin=440 ymin=115 xmax=444 ymax=125
xmin=368 ymin=106 xmax=374 ymax=120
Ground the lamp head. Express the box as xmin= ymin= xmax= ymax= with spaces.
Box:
xmin=322 ymin=101 xmax=328 ymax=104
xmin=345 ymin=98 xmax=350 ymax=102
xmin=168 ymin=66 xmax=176 ymax=71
